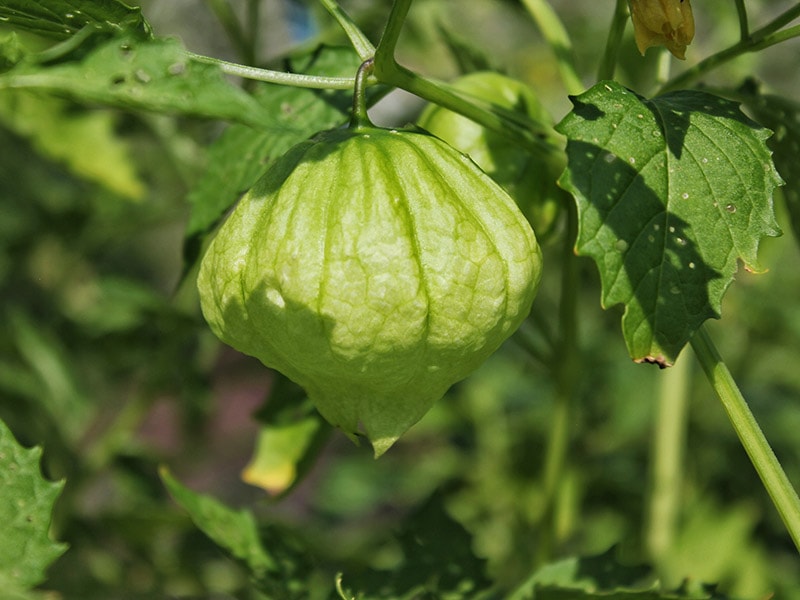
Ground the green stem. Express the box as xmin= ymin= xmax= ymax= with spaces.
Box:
xmin=319 ymin=0 xmax=375 ymax=61
xmin=187 ymin=51 xmax=359 ymax=89
xmin=537 ymin=199 xmax=580 ymax=563
xmin=645 ymin=354 xmax=690 ymax=563
xmin=520 ymin=0 xmax=584 ymax=95
xmin=734 ymin=0 xmax=749 ymax=42
xmin=350 ymin=59 xmax=375 ymax=129
xmin=659 ymin=5 xmax=800 ymax=93
xmin=205 ymin=0 xmax=254 ymax=64
xmin=597 ymin=0 xmax=630 ymax=82
xmin=690 ymin=325 xmax=800 ymax=553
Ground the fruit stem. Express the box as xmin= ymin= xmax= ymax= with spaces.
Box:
xmin=691 ymin=324 xmax=800 ymax=553
xmin=596 ymin=0 xmax=630 ymax=82
xmin=350 ymin=59 xmax=375 ymax=129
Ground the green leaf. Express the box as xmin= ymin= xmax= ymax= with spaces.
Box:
xmin=0 ymin=36 xmax=273 ymax=128
xmin=0 ymin=0 xmax=152 ymax=41
xmin=184 ymin=45 xmax=362 ymax=241
xmin=160 ymin=468 xmax=315 ymax=598
xmin=556 ymin=81 xmax=781 ymax=366
xmin=0 ymin=90 xmax=145 ymax=199
xmin=736 ymin=80 xmax=800 ymax=245
xmin=242 ymin=375 xmax=330 ymax=496
xmin=0 ymin=419 xmax=67 ymax=591
xmin=161 ymin=468 xmax=276 ymax=576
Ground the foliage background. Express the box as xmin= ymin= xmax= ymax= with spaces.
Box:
xmin=1 ymin=0 xmax=799 ymax=598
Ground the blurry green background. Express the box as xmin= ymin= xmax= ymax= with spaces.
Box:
xmin=1 ymin=1 xmax=799 ymax=598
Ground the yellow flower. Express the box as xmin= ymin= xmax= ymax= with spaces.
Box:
xmin=630 ymin=0 xmax=695 ymax=60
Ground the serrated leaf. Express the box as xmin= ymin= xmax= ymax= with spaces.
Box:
xmin=0 ymin=419 xmax=67 ymax=590
xmin=556 ymin=81 xmax=781 ymax=365
xmin=736 ymin=80 xmax=800 ymax=245
xmin=0 ymin=0 xmax=151 ymax=41
xmin=0 ymin=36 xmax=273 ymax=128
xmin=184 ymin=45 xmax=362 ymax=240
xmin=0 ymin=90 xmax=145 ymax=198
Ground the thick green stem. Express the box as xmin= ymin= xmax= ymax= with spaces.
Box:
xmin=350 ymin=59 xmax=375 ymax=129
xmin=659 ymin=5 xmax=800 ymax=93
xmin=520 ymin=0 xmax=583 ymax=95
xmin=319 ymin=0 xmax=375 ymax=61
xmin=691 ymin=325 xmax=800 ymax=553
xmin=733 ymin=0 xmax=749 ymax=41
xmin=597 ymin=0 xmax=630 ymax=82
xmin=645 ymin=354 xmax=690 ymax=563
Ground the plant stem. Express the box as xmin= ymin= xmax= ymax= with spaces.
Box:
xmin=520 ymin=0 xmax=584 ymax=95
xmin=319 ymin=0 xmax=375 ymax=61
xmin=645 ymin=354 xmax=689 ymax=563
xmin=597 ymin=0 xmax=630 ymax=82
xmin=734 ymin=0 xmax=749 ymax=42
xmin=204 ymin=0 xmax=254 ymax=65
xmin=350 ymin=59 xmax=374 ymax=129
xmin=690 ymin=324 xmax=800 ymax=553
xmin=659 ymin=5 xmax=800 ymax=93
xmin=537 ymin=199 xmax=580 ymax=563
xmin=187 ymin=51 xmax=359 ymax=89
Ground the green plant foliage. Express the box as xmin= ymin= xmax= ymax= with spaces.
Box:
xmin=557 ymin=81 xmax=782 ymax=365
xmin=0 ymin=419 xmax=66 ymax=592
xmin=0 ymin=0 xmax=151 ymax=41
xmin=0 ymin=36 xmax=273 ymax=127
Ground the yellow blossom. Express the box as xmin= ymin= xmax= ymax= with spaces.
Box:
xmin=629 ymin=0 xmax=695 ymax=60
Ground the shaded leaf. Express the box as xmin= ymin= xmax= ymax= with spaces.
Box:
xmin=556 ymin=81 xmax=781 ymax=365
xmin=736 ymin=79 xmax=800 ymax=245
xmin=0 ymin=0 xmax=151 ymax=41
xmin=0 ymin=36 xmax=273 ymax=128
xmin=0 ymin=419 xmax=67 ymax=590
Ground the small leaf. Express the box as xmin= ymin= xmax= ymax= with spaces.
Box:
xmin=0 ymin=419 xmax=67 ymax=590
xmin=0 ymin=36 xmax=273 ymax=128
xmin=242 ymin=376 xmax=330 ymax=496
xmin=556 ymin=81 xmax=781 ymax=365
xmin=0 ymin=0 xmax=151 ymax=41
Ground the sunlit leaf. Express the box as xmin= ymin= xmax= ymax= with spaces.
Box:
xmin=0 ymin=419 xmax=67 ymax=591
xmin=0 ymin=36 xmax=273 ymax=128
xmin=557 ymin=81 xmax=781 ymax=365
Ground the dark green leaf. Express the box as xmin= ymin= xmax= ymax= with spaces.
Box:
xmin=0 ymin=419 xmax=67 ymax=590
xmin=0 ymin=0 xmax=151 ymax=41
xmin=736 ymin=80 xmax=800 ymax=245
xmin=0 ymin=36 xmax=273 ymax=128
xmin=556 ymin=81 xmax=781 ymax=366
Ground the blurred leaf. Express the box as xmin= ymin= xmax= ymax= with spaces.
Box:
xmin=242 ymin=375 xmax=330 ymax=496
xmin=735 ymin=80 xmax=800 ymax=246
xmin=0 ymin=0 xmax=152 ymax=41
xmin=509 ymin=547 xmax=724 ymax=600
xmin=0 ymin=90 xmax=145 ymax=199
xmin=436 ymin=23 xmax=497 ymax=74
xmin=0 ymin=36 xmax=273 ymax=128
xmin=0 ymin=419 xmax=67 ymax=591
xmin=8 ymin=310 xmax=90 ymax=444
xmin=160 ymin=468 xmax=316 ymax=598
xmin=0 ymin=32 xmax=25 ymax=72
xmin=340 ymin=492 xmax=493 ymax=599
xmin=557 ymin=81 xmax=781 ymax=366
xmin=184 ymin=45 xmax=362 ymax=242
